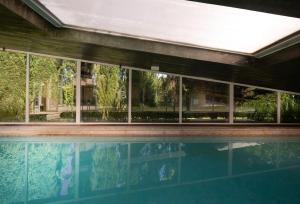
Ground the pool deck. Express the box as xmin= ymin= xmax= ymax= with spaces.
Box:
xmin=0 ymin=124 xmax=299 ymax=137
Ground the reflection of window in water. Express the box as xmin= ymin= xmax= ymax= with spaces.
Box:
xmin=55 ymin=144 xmax=75 ymax=197
xmin=159 ymin=164 xmax=176 ymax=181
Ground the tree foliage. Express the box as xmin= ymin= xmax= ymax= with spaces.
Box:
xmin=281 ymin=93 xmax=300 ymax=122
xmin=240 ymin=92 xmax=277 ymax=122
xmin=0 ymin=51 xmax=26 ymax=121
xmin=89 ymin=144 xmax=127 ymax=191
xmin=134 ymin=71 xmax=178 ymax=111
xmin=0 ymin=51 xmax=76 ymax=122
xmin=28 ymin=143 xmax=75 ymax=201
xmin=92 ymin=64 xmax=126 ymax=120
xmin=0 ymin=143 xmax=25 ymax=204
xmin=30 ymin=56 xmax=76 ymax=111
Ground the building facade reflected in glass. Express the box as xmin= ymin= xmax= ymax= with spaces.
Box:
xmin=182 ymin=78 xmax=229 ymax=122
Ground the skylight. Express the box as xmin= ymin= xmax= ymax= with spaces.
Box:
xmin=36 ymin=0 xmax=300 ymax=54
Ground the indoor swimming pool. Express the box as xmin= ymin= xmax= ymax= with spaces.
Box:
xmin=0 ymin=136 xmax=300 ymax=204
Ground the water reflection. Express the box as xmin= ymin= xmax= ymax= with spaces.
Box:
xmin=0 ymin=138 xmax=300 ymax=203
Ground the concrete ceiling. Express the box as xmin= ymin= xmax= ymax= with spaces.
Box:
xmin=0 ymin=0 xmax=299 ymax=92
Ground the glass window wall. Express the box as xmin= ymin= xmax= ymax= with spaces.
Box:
xmin=131 ymin=70 xmax=179 ymax=122
xmin=80 ymin=62 xmax=128 ymax=122
xmin=0 ymin=51 xmax=26 ymax=122
xmin=1 ymin=51 xmax=300 ymax=125
xmin=281 ymin=93 xmax=300 ymax=123
xmin=234 ymin=86 xmax=277 ymax=123
xmin=182 ymin=78 xmax=229 ymax=122
xmin=29 ymin=55 xmax=77 ymax=122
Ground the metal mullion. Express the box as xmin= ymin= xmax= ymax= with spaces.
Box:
xmin=128 ymin=69 xmax=132 ymax=123
xmin=76 ymin=60 xmax=81 ymax=124
xmin=25 ymin=53 xmax=30 ymax=123
xmin=179 ymin=76 xmax=182 ymax=124
xmin=277 ymin=91 xmax=281 ymax=124
xmin=229 ymin=83 xmax=234 ymax=124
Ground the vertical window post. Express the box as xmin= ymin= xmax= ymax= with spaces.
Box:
xmin=277 ymin=91 xmax=281 ymax=124
xmin=25 ymin=53 xmax=30 ymax=123
xmin=229 ymin=83 xmax=234 ymax=124
xmin=76 ymin=60 xmax=81 ymax=124
xmin=128 ymin=69 xmax=132 ymax=123
xmin=179 ymin=76 xmax=182 ymax=124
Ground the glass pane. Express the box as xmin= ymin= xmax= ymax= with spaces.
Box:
xmin=234 ymin=86 xmax=277 ymax=123
xmin=132 ymin=70 xmax=179 ymax=122
xmin=281 ymin=93 xmax=300 ymax=123
xmin=80 ymin=62 xmax=128 ymax=122
xmin=29 ymin=55 xmax=77 ymax=122
xmin=0 ymin=51 xmax=26 ymax=122
xmin=28 ymin=143 xmax=75 ymax=202
xmin=182 ymin=78 xmax=229 ymax=123
xmin=0 ymin=143 xmax=25 ymax=204
xmin=79 ymin=143 xmax=128 ymax=197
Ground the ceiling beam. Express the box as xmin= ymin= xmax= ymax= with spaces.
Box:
xmin=257 ymin=43 xmax=300 ymax=67
xmin=0 ymin=0 xmax=54 ymax=31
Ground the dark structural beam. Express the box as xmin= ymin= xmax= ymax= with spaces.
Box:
xmin=0 ymin=0 xmax=54 ymax=31
xmin=189 ymin=0 xmax=300 ymax=18
xmin=257 ymin=43 xmax=300 ymax=67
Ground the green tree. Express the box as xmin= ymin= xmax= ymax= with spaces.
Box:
xmin=239 ymin=90 xmax=277 ymax=122
xmin=60 ymin=60 xmax=76 ymax=112
xmin=92 ymin=64 xmax=122 ymax=120
xmin=281 ymin=93 xmax=300 ymax=122
xmin=0 ymin=143 xmax=25 ymax=204
xmin=89 ymin=144 xmax=127 ymax=191
xmin=0 ymin=51 xmax=26 ymax=121
xmin=28 ymin=143 xmax=75 ymax=201
xmin=29 ymin=55 xmax=59 ymax=111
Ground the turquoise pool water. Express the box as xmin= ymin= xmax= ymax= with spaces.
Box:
xmin=0 ymin=137 xmax=300 ymax=204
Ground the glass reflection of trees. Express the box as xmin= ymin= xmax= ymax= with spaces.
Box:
xmin=80 ymin=143 xmax=128 ymax=195
xmin=0 ymin=143 xmax=25 ymax=204
xmin=234 ymin=86 xmax=277 ymax=123
xmin=0 ymin=51 xmax=26 ymax=122
xmin=29 ymin=55 xmax=77 ymax=122
xmin=0 ymin=140 xmax=300 ymax=203
xmin=132 ymin=71 xmax=179 ymax=122
xmin=1 ymin=51 xmax=300 ymax=124
xmin=281 ymin=93 xmax=300 ymax=123
xmin=80 ymin=62 xmax=128 ymax=122
xmin=28 ymin=143 xmax=75 ymax=202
